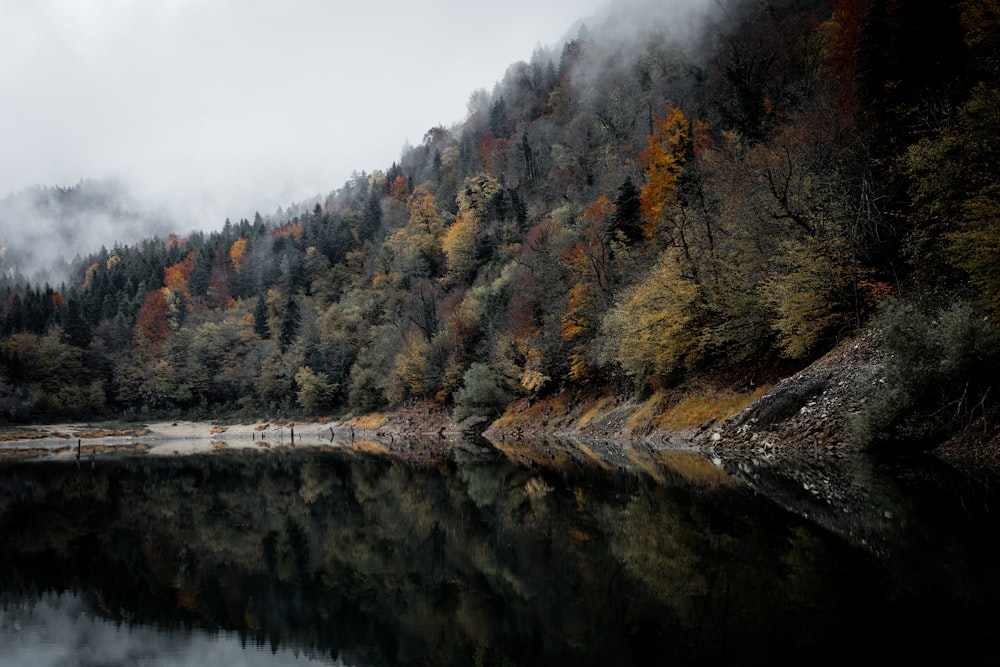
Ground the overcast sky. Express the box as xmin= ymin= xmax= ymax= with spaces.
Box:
xmin=1 ymin=0 xmax=614 ymax=230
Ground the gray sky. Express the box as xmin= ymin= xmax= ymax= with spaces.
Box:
xmin=1 ymin=0 xmax=612 ymax=229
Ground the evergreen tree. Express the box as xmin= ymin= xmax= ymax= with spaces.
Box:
xmin=613 ymin=177 xmax=643 ymax=244
xmin=490 ymin=96 xmax=511 ymax=138
xmin=61 ymin=296 xmax=91 ymax=348
xmin=253 ymin=294 xmax=270 ymax=339
xmin=360 ymin=188 xmax=382 ymax=241
xmin=278 ymin=296 xmax=300 ymax=351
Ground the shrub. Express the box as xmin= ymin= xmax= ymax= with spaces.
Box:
xmin=453 ymin=363 xmax=508 ymax=424
xmin=847 ymin=299 xmax=1000 ymax=450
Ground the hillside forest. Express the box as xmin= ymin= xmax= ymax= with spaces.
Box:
xmin=0 ymin=0 xmax=997 ymax=449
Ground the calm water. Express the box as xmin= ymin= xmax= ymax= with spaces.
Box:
xmin=1 ymin=440 xmax=999 ymax=666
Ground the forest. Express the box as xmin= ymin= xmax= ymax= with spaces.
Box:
xmin=0 ymin=0 xmax=997 ymax=450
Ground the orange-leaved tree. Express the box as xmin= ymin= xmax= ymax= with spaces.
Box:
xmin=134 ymin=288 xmax=172 ymax=354
xmin=639 ymin=104 xmax=708 ymax=246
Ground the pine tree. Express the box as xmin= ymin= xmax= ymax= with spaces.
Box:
xmin=61 ymin=296 xmax=91 ymax=348
xmin=278 ymin=296 xmax=300 ymax=351
xmin=253 ymin=294 xmax=270 ymax=339
xmin=613 ymin=177 xmax=643 ymax=244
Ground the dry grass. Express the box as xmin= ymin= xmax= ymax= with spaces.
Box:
xmin=625 ymin=385 xmax=771 ymax=433
xmin=210 ymin=425 xmax=227 ymax=434
xmin=354 ymin=413 xmax=387 ymax=430
xmin=494 ymin=393 xmax=573 ymax=428
xmin=74 ymin=428 xmax=150 ymax=439
xmin=211 ymin=441 xmax=227 ymax=449
xmin=0 ymin=446 xmax=59 ymax=457
xmin=576 ymin=397 xmax=613 ymax=429
xmin=653 ymin=385 xmax=771 ymax=430
xmin=0 ymin=431 xmax=48 ymax=442
xmin=626 ymin=390 xmax=669 ymax=431
xmin=255 ymin=424 xmax=269 ymax=431
xmin=78 ymin=443 xmax=149 ymax=455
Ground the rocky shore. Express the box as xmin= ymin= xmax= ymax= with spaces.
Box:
xmin=693 ymin=330 xmax=885 ymax=452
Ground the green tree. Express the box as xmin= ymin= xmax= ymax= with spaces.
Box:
xmin=253 ymin=294 xmax=270 ymax=339
xmin=612 ymin=177 xmax=643 ymax=244
xmin=847 ymin=299 xmax=1000 ymax=450
xmin=453 ymin=363 xmax=508 ymax=424
xmin=61 ymin=296 xmax=92 ymax=348
xmin=278 ymin=296 xmax=301 ymax=351
xmin=295 ymin=365 xmax=337 ymax=412
xmin=903 ymin=85 xmax=1000 ymax=316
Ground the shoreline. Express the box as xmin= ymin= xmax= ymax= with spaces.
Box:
xmin=1 ymin=332 xmax=998 ymax=471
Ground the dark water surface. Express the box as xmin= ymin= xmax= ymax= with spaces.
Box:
xmin=1 ymin=440 xmax=999 ymax=666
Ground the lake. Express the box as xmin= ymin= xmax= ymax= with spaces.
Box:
xmin=1 ymin=438 xmax=999 ymax=665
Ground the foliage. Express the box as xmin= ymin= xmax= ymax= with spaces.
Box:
xmin=847 ymin=299 xmax=1000 ymax=450
xmin=765 ymin=238 xmax=856 ymax=359
xmin=441 ymin=214 xmax=478 ymax=286
xmin=0 ymin=0 xmax=993 ymax=446
xmin=0 ymin=332 xmax=104 ymax=420
xmin=295 ymin=366 xmax=337 ymax=412
xmin=902 ymin=84 xmax=1000 ymax=316
xmin=601 ymin=250 xmax=703 ymax=383
xmin=453 ymin=363 xmax=508 ymax=423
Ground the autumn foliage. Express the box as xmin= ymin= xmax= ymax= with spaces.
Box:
xmin=134 ymin=288 xmax=171 ymax=353
xmin=0 ymin=0 xmax=994 ymax=444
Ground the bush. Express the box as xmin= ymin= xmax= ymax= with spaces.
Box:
xmin=847 ymin=299 xmax=1000 ymax=450
xmin=453 ymin=363 xmax=508 ymax=424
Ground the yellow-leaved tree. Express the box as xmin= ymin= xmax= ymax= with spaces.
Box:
xmin=601 ymin=250 xmax=703 ymax=382
xmin=441 ymin=214 xmax=478 ymax=287
xmin=385 ymin=186 xmax=446 ymax=279
xmin=442 ymin=175 xmax=502 ymax=287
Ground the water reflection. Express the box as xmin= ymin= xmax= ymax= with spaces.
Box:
xmin=0 ymin=440 xmax=999 ymax=665
xmin=1 ymin=594 xmax=340 ymax=666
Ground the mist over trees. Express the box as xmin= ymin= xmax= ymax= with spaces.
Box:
xmin=0 ymin=0 xmax=996 ymax=448
xmin=0 ymin=179 xmax=179 ymax=286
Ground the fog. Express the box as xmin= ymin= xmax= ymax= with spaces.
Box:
xmin=0 ymin=0 xmax=719 ymax=278
xmin=1 ymin=1 xmax=615 ymax=229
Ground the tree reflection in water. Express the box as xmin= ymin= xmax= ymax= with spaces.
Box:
xmin=1 ymin=440 xmax=999 ymax=666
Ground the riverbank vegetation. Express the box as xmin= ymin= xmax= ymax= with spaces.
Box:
xmin=0 ymin=0 xmax=997 ymax=451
